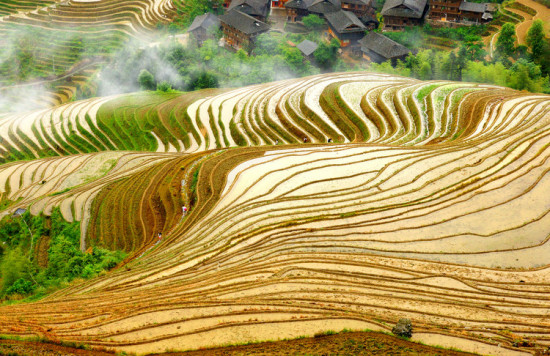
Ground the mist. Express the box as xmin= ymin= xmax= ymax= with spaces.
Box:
xmin=0 ymin=84 xmax=51 ymax=114
xmin=97 ymin=38 xmax=185 ymax=96
xmin=0 ymin=21 xmax=124 ymax=114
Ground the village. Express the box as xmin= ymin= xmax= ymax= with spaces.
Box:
xmin=186 ymin=0 xmax=497 ymax=66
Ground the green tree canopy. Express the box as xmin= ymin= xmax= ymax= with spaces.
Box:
xmin=188 ymin=71 xmax=219 ymax=90
xmin=526 ymin=19 xmax=546 ymax=61
xmin=138 ymin=69 xmax=156 ymax=90
xmin=508 ymin=59 xmax=548 ymax=92
xmin=495 ymin=23 xmax=517 ymax=62
xmin=462 ymin=35 xmax=486 ymax=61
xmin=302 ymin=14 xmax=326 ymax=32
xmin=157 ymin=81 xmax=174 ymax=92
xmin=313 ymin=38 xmax=340 ymax=70
xmin=254 ymin=33 xmax=282 ymax=56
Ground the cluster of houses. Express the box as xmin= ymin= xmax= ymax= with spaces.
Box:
xmin=382 ymin=0 xmax=495 ymax=31
xmin=188 ymin=0 xmax=496 ymax=65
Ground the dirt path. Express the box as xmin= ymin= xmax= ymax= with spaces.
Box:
xmin=484 ymin=0 xmax=549 ymax=58
xmin=514 ymin=0 xmax=550 ymax=45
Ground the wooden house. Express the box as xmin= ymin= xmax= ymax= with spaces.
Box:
xmin=219 ymin=10 xmax=270 ymax=51
xmin=188 ymin=13 xmax=221 ymax=46
xmin=359 ymin=13 xmax=379 ymax=30
xmin=359 ymin=31 xmax=411 ymax=64
xmin=381 ymin=0 xmax=428 ymax=30
xmin=308 ymin=0 xmax=341 ymax=16
xmin=324 ymin=10 xmax=366 ymax=47
xmin=341 ymin=0 xmax=373 ymax=17
xmin=285 ymin=0 xmax=314 ymax=21
xmin=428 ymin=0 xmax=461 ymax=22
xmin=459 ymin=1 xmax=491 ymax=23
xmin=227 ymin=0 xmax=271 ymax=21
xmin=272 ymin=0 xmax=290 ymax=8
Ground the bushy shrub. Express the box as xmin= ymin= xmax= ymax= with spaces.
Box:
xmin=303 ymin=14 xmax=326 ymax=32
xmin=187 ymin=71 xmax=219 ymax=90
xmin=0 ymin=248 xmax=28 ymax=295
xmin=157 ymin=81 xmax=173 ymax=92
xmin=0 ymin=208 xmax=126 ymax=301
xmin=392 ymin=318 xmax=413 ymax=338
xmin=5 ymin=278 xmax=35 ymax=296
xmin=138 ymin=69 xmax=156 ymax=90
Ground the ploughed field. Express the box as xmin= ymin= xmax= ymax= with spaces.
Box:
xmin=0 ymin=72 xmax=549 ymax=355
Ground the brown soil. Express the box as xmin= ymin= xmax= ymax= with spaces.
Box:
xmin=513 ymin=0 xmax=550 ymax=45
xmin=150 ymin=331 xmax=477 ymax=356
xmin=0 ymin=339 xmax=115 ymax=356
xmin=485 ymin=0 xmax=550 ymax=56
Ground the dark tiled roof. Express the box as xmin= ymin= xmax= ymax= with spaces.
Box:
xmin=485 ymin=3 xmax=497 ymax=12
xmin=219 ymin=10 xmax=270 ymax=34
xmin=360 ymin=31 xmax=411 ymax=59
xmin=360 ymin=13 xmax=379 ymax=25
xmin=12 ymin=208 xmax=26 ymax=217
xmin=381 ymin=0 xmax=427 ymax=18
xmin=308 ymin=0 xmax=341 ymax=14
xmin=228 ymin=0 xmax=271 ymax=18
xmin=297 ymin=39 xmax=319 ymax=55
xmin=188 ymin=13 xmax=220 ymax=32
xmin=325 ymin=10 xmax=366 ymax=33
xmin=285 ymin=0 xmax=314 ymax=10
xmin=459 ymin=1 xmax=486 ymax=12
xmin=342 ymin=0 xmax=371 ymax=6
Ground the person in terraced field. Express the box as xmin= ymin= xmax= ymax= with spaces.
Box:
xmin=182 ymin=206 xmax=188 ymax=215
xmin=158 ymin=232 xmax=162 ymax=240
xmin=303 ymin=137 xmax=308 ymax=143
xmin=328 ymin=138 xmax=332 ymax=143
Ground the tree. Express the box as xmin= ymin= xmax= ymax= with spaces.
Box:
xmin=137 ymin=69 xmax=156 ymax=90
xmin=156 ymin=81 xmax=173 ymax=92
xmin=302 ymin=14 xmax=325 ymax=32
xmin=313 ymin=38 xmax=340 ymax=70
xmin=462 ymin=35 xmax=486 ymax=61
xmin=418 ymin=61 xmax=432 ymax=80
xmin=526 ymin=19 xmax=546 ymax=61
xmin=463 ymin=61 xmax=508 ymax=87
xmin=456 ymin=46 xmax=468 ymax=81
xmin=508 ymin=59 xmax=548 ymax=92
xmin=0 ymin=248 xmax=29 ymax=296
xmin=495 ymin=23 xmax=516 ymax=62
xmin=515 ymin=44 xmax=529 ymax=60
xmin=448 ymin=51 xmax=458 ymax=81
xmin=253 ymin=33 xmax=281 ymax=56
xmin=188 ymin=71 xmax=219 ymax=90
xmin=283 ymin=46 xmax=307 ymax=73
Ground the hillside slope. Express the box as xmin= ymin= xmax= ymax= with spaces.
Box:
xmin=0 ymin=72 xmax=549 ymax=355
xmin=0 ymin=0 xmax=174 ymax=109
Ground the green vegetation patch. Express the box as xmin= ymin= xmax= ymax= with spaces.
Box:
xmin=0 ymin=208 xmax=126 ymax=303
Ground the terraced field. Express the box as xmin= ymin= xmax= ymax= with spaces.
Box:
xmin=0 ymin=72 xmax=549 ymax=355
xmin=0 ymin=0 xmax=174 ymax=109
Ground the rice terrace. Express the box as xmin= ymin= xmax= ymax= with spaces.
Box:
xmin=0 ymin=0 xmax=549 ymax=355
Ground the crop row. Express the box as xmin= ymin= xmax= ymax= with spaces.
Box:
xmin=0 ymin=73 xmax=509 ymax=164
xmin=0 ymin=73 xmax=549 ymax=355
